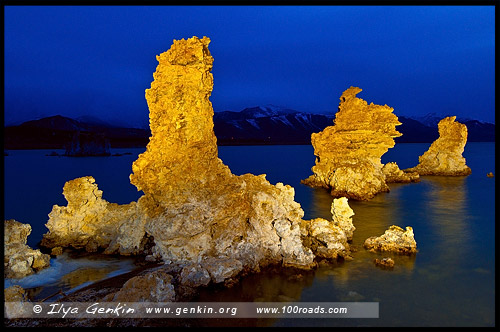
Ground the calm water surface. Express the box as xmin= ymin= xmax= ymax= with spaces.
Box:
xmin=3 ymin=143 xmax=495 ymax=326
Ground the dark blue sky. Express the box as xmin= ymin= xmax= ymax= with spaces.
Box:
xmin=4 ymin=5 xmax=495 ymax=128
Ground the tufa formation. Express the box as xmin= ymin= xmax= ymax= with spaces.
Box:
xmin=364 ymin=225 xmax=417 ymax=255
xmin=302 ymin=87 xmax=403 ymax=200
xmin=300 ymin=197 xmax=355 ymax=261
xmin=64 ymin=131 xmax=111 ymax=157
xmin=41 ymin=176 xmax=147 ymax=255
xmin=128 ymin=36 xmax=315 ymax=270
xmin=40 ymin=37 xmax=356 ymax=286
xmin=404 ymin=116 xmax=471 ymax=176
xmin=382 ymin=162 xmax=420 ymax=183
xmin=4 ymin=219 xmax=51 ymax=279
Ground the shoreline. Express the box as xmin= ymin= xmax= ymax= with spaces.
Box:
xmin=4 ymin=257 xmax=316 ymax=328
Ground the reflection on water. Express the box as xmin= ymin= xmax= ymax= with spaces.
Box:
xmin=423 ymin=176 xmax=468 ymax=268
xmin=3 ymin=144 xmax=495 ymax=326
xmin=60 ymin=266 xmax=116 ymax=289
xmin=4 ymin=253 xmax=137 ymax=302
xmin=198 ymin=267 xmax=316 ymax=303
xmin=189 ymin=164 xmax=491 ymax=326
xmin=307 ymin=184 xmax=417 ymax=279
xmin=194 ymin=267 xmax=317 ymax=327
xmin=192 ymin=179 xmax=421 ymax=326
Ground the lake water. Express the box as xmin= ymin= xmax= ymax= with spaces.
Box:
xmin=3 ymin=143 xmax=495 ymax=326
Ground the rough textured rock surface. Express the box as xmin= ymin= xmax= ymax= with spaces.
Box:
xmin=4 ymin=219 xmax=51 ymax=279
xmin=180 ymin=263 xmax=212 ymax=288
xmin=104 ymin=270 xmax=175 ymax=302
xmin=201 ymin=257 xmax=244 ymax=283
xmin=302 ymin=87 xmax=402 ymax=200
xmin=301 ymin=218 xmax=350 ymax=260
xmin=128 ymin=36 xmax=316 ymax=272
xmin=364 ymin=225 xmax=417 ymax=255
xmin=374 ymin=257 xmax=395 ymax=269
xmin=404 ymin=116 xmax=471 ymax=176
xmin=4 ymin=285 xmax=27 ymax=302
xmin=41 ymin=176 xmax=147 ymax=255
xmin=330 ymin=197 xmax=356 ymax=241
xmin=382 ymin=162 xmax=420 ymax=183
xmin=300 ymin=197 xmax=354 ymax=260
xmin=50 ymin=247 xmax=64 ymax=256
xmin=39 ymin=37 xmax=354 ymax=288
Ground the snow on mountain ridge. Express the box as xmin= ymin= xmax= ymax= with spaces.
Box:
xmin=413 ymin=112 xmax=478 ymax=127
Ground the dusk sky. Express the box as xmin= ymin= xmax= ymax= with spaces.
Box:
xmin=4 ymin=5 xmax=495 ymax=128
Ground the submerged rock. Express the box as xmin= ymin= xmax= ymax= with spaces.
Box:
xmin=302 ymin=87 xmax=402 ymax=200
xmin=4 ymin=219 xmax=51 ymax=279
xmin=364 ymin=225 xmax=417 ymax=255
xmin=404 ymin=116 xmax=471 ymax=176
xmin=374 ymin=257 xmax=395 ymax=269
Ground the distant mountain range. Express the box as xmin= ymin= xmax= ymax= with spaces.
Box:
xmin=3 ymin=106 xmax=495 ymax=150
xmin=213 ymin=105 xmax=495 ymax=144
xmin=4 ymin=115 xmax=150 ymax=150
xmin=214 ymin=105 xmax=335 ymax=145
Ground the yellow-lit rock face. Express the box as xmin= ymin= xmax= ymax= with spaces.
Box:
xmin=129 ymin=36 xmax=319 ymax=271
xmin=302 ymin=87 xmax=402 ymax=200
xmin=404 ymin=116 xmax=471 ymax=176
xmin=382 ymin=162 xmax=420 ymax=183
xmin=130 ymin=36 xmax=225 ymax=208
xmin=4 ymin=220 xmax=51 ymax=279
xmin=300 ymin=197 xmax=355 ymax=260
xmin=331 ymin=197 xmax=356 ymax=241
xmin=41 ymin=176 xmax=146 ymax=255
xmin=364 ymin=225 xmax=417 ymax=255
xmin=40 ymin=37 xmax=357 ymax=283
